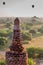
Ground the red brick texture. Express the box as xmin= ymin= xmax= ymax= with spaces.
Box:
xmin=5 ymin=18 xmax=28 ymax=65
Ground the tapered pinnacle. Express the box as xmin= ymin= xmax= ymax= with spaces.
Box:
xmin=9 ymin=18 xmax=24 ymax=52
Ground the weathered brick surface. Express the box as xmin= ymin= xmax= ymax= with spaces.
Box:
xmin=5 ymin=18 xmax=28 ymax=65
xmin=5 ymin=51 xmax=28 ymax=65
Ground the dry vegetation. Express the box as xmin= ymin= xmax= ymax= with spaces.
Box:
xmin=0 ymin=17 xmax=43 ymax=65
xmin=23 ymin=36 xmax=43 ymax=49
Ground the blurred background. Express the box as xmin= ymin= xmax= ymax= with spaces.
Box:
xmin=0 ymin=17 xmax=43 ymax=65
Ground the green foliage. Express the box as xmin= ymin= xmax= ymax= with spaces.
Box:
xmin=28 ymin=58 xmax=35 ymax=65
xmin=27 ymin=47 xmax=43 ymax=58
xmin=5 ymin=22 xmax=11 ymax=29
xmin=29 ymin=29 xmax=36 ymax=34
xmin=0 ymin=29 xmax=13 ymax=38
xmin=0 ymin=30 xmax=8 ymax=46
xmin=21 ymin=23 xmax=31 ymax=30
xmin=21 ymin=23 xmax=25 ymax=30
xmin=38 ymin=26 xmax=43 ymax=33
xmin=22 ymin=32 xmax=32 ymax=41
xmin=0 ymin=29 xmax=13 ymax=49
xmin=0 ymin=60 xmax=5 ymax=65
xmin=7 ymin=30 xmax=13 ymax=39
xmin=26 ymin=23 xmax=33 ymax=26
xmin=0 ymin=37 xmax=8 ymax=45
xmin=22 ymin=40 xmax=29 ymax=44
xmin=0 ymin=30 xmax=8 ymax=37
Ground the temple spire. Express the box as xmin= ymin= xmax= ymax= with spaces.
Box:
xmin=5 ymin=18 xmax=28 ymax=65
xmin=9 ymin=18 xmax=24 ymax=53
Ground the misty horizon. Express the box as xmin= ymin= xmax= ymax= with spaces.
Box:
xmin=0 ymin=0 xmax=43 ymax=17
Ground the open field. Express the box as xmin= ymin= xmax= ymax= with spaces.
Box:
xmin=23 ymin=36 xmax=43 ymax=49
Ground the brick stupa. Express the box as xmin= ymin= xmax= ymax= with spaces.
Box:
xmin=5 ymin=18 xmax=28 ymax=65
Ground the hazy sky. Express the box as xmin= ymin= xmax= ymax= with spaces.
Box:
xmin=0 ymin=0 xmax=43 ymax=17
